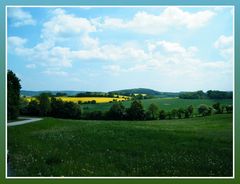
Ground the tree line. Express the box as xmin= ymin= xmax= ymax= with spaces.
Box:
xmin=179 ymin=90 xmax=233 ymax=99
xmin=19 ymin=93 xmax=233 ymax=121
xmin=8 ymin=70 xmax=233 ymax=121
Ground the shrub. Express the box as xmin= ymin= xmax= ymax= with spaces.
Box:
xmin=171 ymin=109 xmax=178 ymax=119
xmin=27 ymin=100 xmax=40 ymax=116
xmin=226 ymin=105 xmax=233 ymax=113
xmin=187 ymin=105 xmax=194 ymax=117
xmin=159 ymin=110 xmax=166 ymax=120
xmin=177 ymin=108 xmax=184 ymax=119
xmin=83 ymin=111 xmax=103 ymax=120
xmin=198 ymin=104 xmax=210 ymax=116
xmin=212 ymin=102 xmax=222 ymax=114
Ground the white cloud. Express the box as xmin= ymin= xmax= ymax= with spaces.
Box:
xmin=43 ymin=68 xmax=68 ymax=76
xmin=97 ymin=7 xmax=215 ymax=34
xmin=81 ymin=34 xmax=99 ymax=49
xmin=214 ymin=35 xmax=233 ymax=49
xmin=8 ymin=36 xmax=27 ymax=47
xmin=41 ymin=8 xmax=96 ymax=45
xmin=7 ymin=8 xmax=232 ymax=87
xmin=8 ymin=7 xmax=36 ymax=27
xmin=214 ymin=35 xmax=233 ymax=60
xmin=26 ymin=64 xmax=36 ymax=69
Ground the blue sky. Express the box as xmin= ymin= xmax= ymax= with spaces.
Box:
xmin=7 ymin=6 xmax=233 ymax=92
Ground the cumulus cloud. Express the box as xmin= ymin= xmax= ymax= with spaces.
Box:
xmin=8 ymin=7 xmax=36 ymax=27
xmin=214 ymin=35 xmax=233 ymax=60
xmin=8 ymin=36 xmax=27 ymax=47
xmin=41 ymin=8 xmax=96 ymax=45
xmin=7 ymin=7 xmax=232 ymax=86
xmin=96 ymin=7 xmax=215 ymax=34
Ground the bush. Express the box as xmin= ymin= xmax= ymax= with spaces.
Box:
xmin=51 ymin=97 xmax=65 ymax=118
xmin=226 ymin=105 xmax=233 ymax=113
xmin=83 ymin=111 xmax=103 ymax=120
xmin=27 ymin=100 xmax=40 ymax=116
xmin=184 ymin=110 xmax=190 ymax=118
xmin=212 ymin=102 xmax=222 ymax=114
xmin=171 ymin=109 xmax=178 ymax=119
xmin=165 ymin=112 xmax=172 ymax=119
xmin=62 ymin=101 xmax=81 ymax=119
xmin=198 ymin=104 xmax=210 ymax=116
xmin=159 ymin=110 xmax=166 ymax=120
xmin=177 ymin=108 xmax=184 ymax=119
xmin=187 ymin=105 xmax=194 ymax=117
xmin=51 ymin=97 xmax=81 ymax=119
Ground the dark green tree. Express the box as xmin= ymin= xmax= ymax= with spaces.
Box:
xmin=171 ymin=109 xmax=178 ymax=119
xmin=159 ymin=110 xmax=166 ymax=120
xmin=184 ymin=109 xmax=190 ymax=118
xmin=177 ymin=108 xmax=184 ymax=119
xmin=187 ymin=105 xmax=194 ymax=117
xmin=226 ymin=105 xmax=233 ymax=113
xmin=212 ymin=102 xmax=222 ymax=114
xmin=50 ymin=97 xmax=65 ymax=118
xmin=126 ymin=100 xmax=145 ymax=120
xmin=7 ymin=70 xmax=21 ymax=120
xmin=165 ymin=112 xmax=172 ymax=119
xmin=63 ymin=101 xmax=81 ymax=119
xmin=198 ymin=104 xmax=209 ymax=116
xmin=38 ymin=93 xmax=51 ymax=116
xmin=147 ymin=103 xmax=159 ymax=120
xmin=19 ymin=97 xmax=29 ymax=115
xmin=107 ymin=103 xmax=126 ymax=120
xmin=27 ymin=100 xmax=40 ymax=116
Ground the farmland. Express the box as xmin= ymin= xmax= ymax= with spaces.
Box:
xmin=80 ymin=97 xmax=232 ymax=113
xmin=24 ymin=96 xmax=232 ymax=113
xmin=8 ymin=114 xmax=233 ymax=176
xmin=25 ymin=96 xmax=130 ymax=104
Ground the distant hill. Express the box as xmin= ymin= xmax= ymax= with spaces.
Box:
xmin=110 ymin=88 xmax=179 ymax=97
xmin=21 ymin=88 xmax=179 ymax=98
xmin=21 ymin=90 xmax=85 ymax=97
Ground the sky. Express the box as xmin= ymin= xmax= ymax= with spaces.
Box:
xmin=7 ymin=6 xmax=234 ymax=92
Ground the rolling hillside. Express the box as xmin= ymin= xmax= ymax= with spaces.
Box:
xmin=110 ymin=88 xmax=179 ymax=97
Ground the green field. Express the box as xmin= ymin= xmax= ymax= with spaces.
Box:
xmin=8 ymin=114 xmax=233 ymax=177
xmin=81 ymin=97 xmax=232 ymax=113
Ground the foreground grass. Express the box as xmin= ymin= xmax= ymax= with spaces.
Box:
xmin=8 ymin=114 xmax=233 ymax=177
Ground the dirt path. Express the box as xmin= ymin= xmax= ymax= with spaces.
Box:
xmin=7 ymin=117 xmax=43 ymax=127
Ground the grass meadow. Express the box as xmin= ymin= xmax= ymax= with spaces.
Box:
xmin=81 ymin=98 xmax=233 ymax=113
xmin=8 ymin=114 xmax=233 ymax=177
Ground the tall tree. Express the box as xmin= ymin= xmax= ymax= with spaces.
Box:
xmin=147 ymin=103 xmax=159 ymax=120
xmin=126 ymin=100 xmax=145 ymax=120
xmin=38 ymin=93 xmax=51 ymax=116
xmin=108 ymin=103 xmax=126 ymax=120
xmin=187 ymin=105 xmax=194 ymax=117
xmin=8 ymin=70 xmax=21 ymax=120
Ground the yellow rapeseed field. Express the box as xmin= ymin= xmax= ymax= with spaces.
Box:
xmin=56 ymin=97 xmax=128 ymax=103
xmin=25 ymin=96 xmax=130 ymax=104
